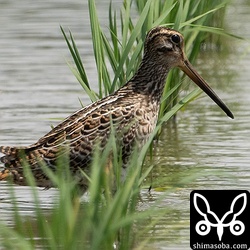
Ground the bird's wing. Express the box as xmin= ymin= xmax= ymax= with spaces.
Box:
xmin=0 ymin=93 xmax=139 ymax=183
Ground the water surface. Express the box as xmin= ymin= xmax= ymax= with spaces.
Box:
xmin=0 ymin=0 xmax=250 ymax=249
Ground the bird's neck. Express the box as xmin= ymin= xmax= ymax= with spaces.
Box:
xmin=127 ymin=57 xmax=170 ymax=103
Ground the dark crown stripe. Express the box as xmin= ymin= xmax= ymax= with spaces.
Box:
xmin=146 ymin=27 xmax=180 ymax=43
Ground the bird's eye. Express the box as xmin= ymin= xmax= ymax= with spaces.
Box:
xmin=171 ymin=34 xmax=180 ymax=44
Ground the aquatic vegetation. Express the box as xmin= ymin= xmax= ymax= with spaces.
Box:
xmin=0 ymin=0 xmax=233 ymax=249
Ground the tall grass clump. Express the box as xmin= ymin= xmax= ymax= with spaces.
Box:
xmin=64 ymin=0 xmax=233 ymax=124
xmin=0 ymin=135 xmax=162 ymax=250
xmin=0 ymin=0 xmax=234 ymax=249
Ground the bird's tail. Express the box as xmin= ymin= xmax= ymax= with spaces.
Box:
xmin=0 ymin=145 xmax=21 ymax=155
xmin=0 ymin=146 xmax=14 ymax=179
xmin=0 ymin=146 xmax=24 ymax=180
xmin=0 ymin=169 xmax=11 ymax=181
xmin=0 ymin=145 xmax=21 ymax=163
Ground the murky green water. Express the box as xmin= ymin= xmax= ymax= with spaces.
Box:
xmin=0 ymin=0 xmax=249 ymax=249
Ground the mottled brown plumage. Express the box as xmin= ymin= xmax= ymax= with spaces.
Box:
xmin=0 ymin=27 xmax=233 ymax=191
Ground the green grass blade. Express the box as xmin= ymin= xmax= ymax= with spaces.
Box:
xmin=61 ymin=27 xmax=90 ymax=88
xmin=111 ymin=0 xmax=153 ymax=91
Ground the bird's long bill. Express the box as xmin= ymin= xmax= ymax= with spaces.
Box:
xmin=180 ymin=59 xmax=234 ymax=119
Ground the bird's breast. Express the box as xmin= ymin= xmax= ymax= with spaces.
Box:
xmin=134 ymin=100 xmax=159 ymax=145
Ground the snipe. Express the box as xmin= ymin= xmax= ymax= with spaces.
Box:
xmin=0 ymin=27 xmax=233 ymax=192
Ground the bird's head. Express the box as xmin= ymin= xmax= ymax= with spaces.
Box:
xmin=144 ymin=26 xmax=234 ymax=119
